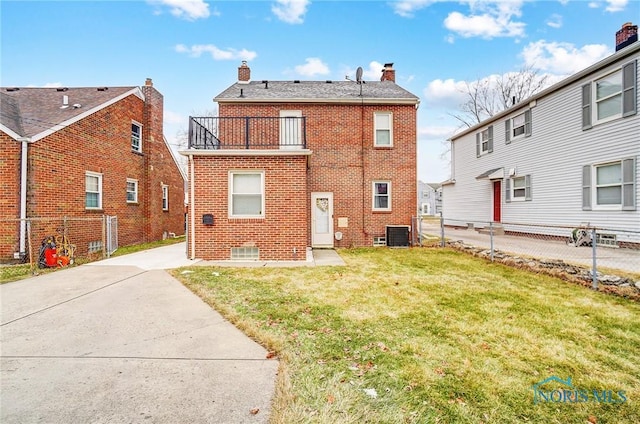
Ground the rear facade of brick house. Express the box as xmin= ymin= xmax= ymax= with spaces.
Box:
xmin=185 ymin=63 xmax=418 ymax=261
xmin=0 ymin=81 xmax=185 ymax=260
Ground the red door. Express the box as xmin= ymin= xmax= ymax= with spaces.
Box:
xmin=493 ymin=181 xmax=501 ymax=222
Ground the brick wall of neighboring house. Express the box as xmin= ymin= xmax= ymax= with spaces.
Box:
xmin=0 ymin=88 xmax=185 ymax=261
xmin=218 ymin=102 xmax=417 ymax=248
xmin=0 ymin=132 xmax=22 ymax=257
xmin=192 ymin=155 xmax=308 ymax=260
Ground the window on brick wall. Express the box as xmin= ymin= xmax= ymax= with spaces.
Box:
xmin=126 ymin=178 xmax=138 ymax=203
xmin=374 ymin=112 xmax=393 ymax=147
xmin=372 ymin=181 xmax=391 ymax=211
xmin=131 ymin=121 xmax=142 ymax=153
xmin=162 ymin=184 xmax=169 ymax=211
xmin=85 ymin=171 xmax=102 ymax=209
xmin=229 ymin=171 xmax=264 ymax=218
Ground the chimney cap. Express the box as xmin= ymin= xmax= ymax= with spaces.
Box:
xmin=145 ymin=78 xmax=153 ymax=87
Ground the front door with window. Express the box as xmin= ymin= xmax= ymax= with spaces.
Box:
xmin=311 ymin=192 xmax=333 ymax=247
xmin=493 ymin=180 xmax=501 ymax=222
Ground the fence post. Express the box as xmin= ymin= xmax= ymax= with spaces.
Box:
xmin=591 ymin=227 xmax=598 ymax=290
xmin=102 ymin=214 xmax=107 ymax=259
xmin=490 ymin=221 xmax=494 ymax=262
xmin=439 ymin=212 xmax=445 ymax=247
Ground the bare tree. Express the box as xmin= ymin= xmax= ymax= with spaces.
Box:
xmin=451 ymin=64 xmax=550 ymax=128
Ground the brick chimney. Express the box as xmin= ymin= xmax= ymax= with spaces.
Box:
xmin=616 ymin=22 xmax=638 ymax=51
xmin=380 ymin=63 xmax=395 ymax=82
xmin=238 ymin=61 xmax=251 ymax=83
xmin=145 ymin=78 xmax=153 ymax=87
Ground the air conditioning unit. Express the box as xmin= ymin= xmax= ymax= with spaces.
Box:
xmin=386 ymin=225 xmax=410 ymax=248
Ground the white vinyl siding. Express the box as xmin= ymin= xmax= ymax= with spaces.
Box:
xmin=229 ymin=171 xmax=264 ymax=218
xmin=85 ymin=172 xmax=102 ymax=209
xmin=374 ymin=112 xmax=393 ymax=147
xmin=126 ymin=178 xmax=138 ymax=203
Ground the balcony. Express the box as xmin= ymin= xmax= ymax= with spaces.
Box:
xmin=188 ymin=116 xmax=307 ymax=150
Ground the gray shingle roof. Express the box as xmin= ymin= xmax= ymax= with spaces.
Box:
xmin=215 ymin=80 xmax=419 ymax=104
xmin=0 ymin=86 xmax=137 ymax=138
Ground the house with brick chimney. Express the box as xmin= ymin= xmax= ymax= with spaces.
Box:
xmin=0 ymin=79 xmax=186 ymax=261
xmin=442 ymin=26 xmax=639 ymax=246
xmin=181 ymin=62 xmax=419 ymax=261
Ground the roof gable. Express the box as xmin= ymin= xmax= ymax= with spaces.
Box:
xmin=0 ymin=86 xmax=142 ymax=141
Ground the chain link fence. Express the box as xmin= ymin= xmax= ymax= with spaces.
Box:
xmin=0 ymin=216 xmax=117 ymax=269
xmin=417 ymin=215 xmax=640 ymax=293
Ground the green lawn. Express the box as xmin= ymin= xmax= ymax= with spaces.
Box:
xmin=174 ymin=247 xmax=640 ymax=424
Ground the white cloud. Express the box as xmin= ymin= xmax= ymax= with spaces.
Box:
xmin=605 ymin=0 xmax=628 ymax=12
xmin=294 ymin=58 xmax=330 ymax=77
xmin=521 ymin=40 xmax=612 ymax=74
xmin=164 ymin=109 xmax=185 ymax=126
xmin=588 ymin=2 xmax=599 ymax=8
xmin=444 ymin=0 xmax=526 ymax=39
xmin=271 ymin=0 xmax=310 ymax=24
xmin=423 ymin=78 xmax=468 ymax=109
xmin=147 ymin=0 xmax=210 ymax=20
xmin=175 ymin=44 xmax=257 ymax=61
xmin=419 ymin=125 xmax=459 ymax=140
xmin=546 ymin=13 xmax=562 ymax=29
xmin=391 ymin=0 xmax=436 ymax=18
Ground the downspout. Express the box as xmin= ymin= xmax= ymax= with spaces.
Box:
xmin=17 ymin=137 xmax=31 ymax=258
xmin=189 ymin=153 xmax=196 ymax=260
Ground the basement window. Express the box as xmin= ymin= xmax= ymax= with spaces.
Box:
xmin=231 ymin=247 xmax=259 ymax=260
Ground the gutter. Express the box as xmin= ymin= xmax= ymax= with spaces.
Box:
xmin=17 ymin=137 xmax=32 ymax=258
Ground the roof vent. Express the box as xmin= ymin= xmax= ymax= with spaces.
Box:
xmin=73 ymin=104 xmax=82 ymax=109
xmin=97 ymin=87 xmax=108 ymax=91
xmin=294 ymin=80 xmax=300 ymax=83
xmin=262 ymin=80 xmax=268 ymax=89
xmin=56 ymin=87 xmax=69 ymax=92
xmin=326 ymin=80 xmax=332 ymax=83
xmin=6 ymin=87 xmax=19 ymax=92
xmin=60 ymin=95 xmax=69 ymax=109
xmin=239 ymin=88 xmax=244 ymax=98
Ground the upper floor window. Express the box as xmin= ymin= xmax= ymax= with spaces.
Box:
xmin=131 ymin=121 xmax=142 ymax=152
xmin=372 ymin=181 xmax=391 ymax=211
xmin=162 ymin=184 xmax=169 ymax=211
xmin=374 ymin=112 xmax=393 ymax=147
xmin=229 ymin=171 xmax=264 ymax=218
xmin=583 ymin=158 xmax=636 ymax=211
xmin=505 ymin=110 xmax=532 ymax=143
xmin=582 ymin=60 xmax=637 ymax=129
xmin=85 ymin=171 xmax=102 ymax=209
xmin=475 ymin=125 xmax=493 ymax=157
xmin=126 ymin=178 xmax=138 ymax=203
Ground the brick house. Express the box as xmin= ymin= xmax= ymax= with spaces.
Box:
xmin=181 ymin=62 xmax=419 ymax=261
xmin=0 ymin=79 xmax=185 ymax=261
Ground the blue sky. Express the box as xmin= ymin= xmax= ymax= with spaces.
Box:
xmin=1 ymin=0 xmax=638 ymax=182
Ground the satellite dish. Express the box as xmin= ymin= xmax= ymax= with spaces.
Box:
xmin=356 ymin=67 xmax=363 ymax=83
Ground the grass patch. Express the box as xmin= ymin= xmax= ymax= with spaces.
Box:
xmin=174 ymin=247 xmax=640 ymax=423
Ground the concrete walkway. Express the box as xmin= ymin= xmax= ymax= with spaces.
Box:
xmin=0 ymin=244 xmax=279 ymax=424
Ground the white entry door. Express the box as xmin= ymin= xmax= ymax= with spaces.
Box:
xmin=311 ymin=192 xmax=333 ymax=247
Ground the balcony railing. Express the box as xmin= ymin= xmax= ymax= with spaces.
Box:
xmin=188 ymin=116 xmax=307 ymax=150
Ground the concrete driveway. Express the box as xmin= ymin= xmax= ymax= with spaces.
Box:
xmin=1 ymin=243 xmax=278 ymax=423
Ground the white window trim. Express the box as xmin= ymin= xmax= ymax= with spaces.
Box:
xmin=162 ymin=184 xmax=169 ymax=211
xmin=131 ymin=121 xmax=143 ymax=153
xmin=228 ymin=170 xmax=265 ymax=218
xmin=592 ymin=69 xmax=622 ymax=125
xmin=374 ymin=112 xmax=393 ymax=147
xmin=511 ymin=176 xmax=527 ymax=202
xmin=479 ymin=128 xmax=490 ymax=155
xmin=85 ymin=171 xmax=103 ymax=210
xmin=372 ymin=180 xmax=392 ymax=211
xmin=592 ymin=161 xmax=623 ymax=211
xmin=126 ymin=178 xmax=138 ymax=203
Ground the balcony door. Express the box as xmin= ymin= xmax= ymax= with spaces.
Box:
xmin=280 ymin=110 xmax=302 ymax=149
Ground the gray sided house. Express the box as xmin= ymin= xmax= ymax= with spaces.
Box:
xmin=442 ymin=40 xmax=639 ymax=245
